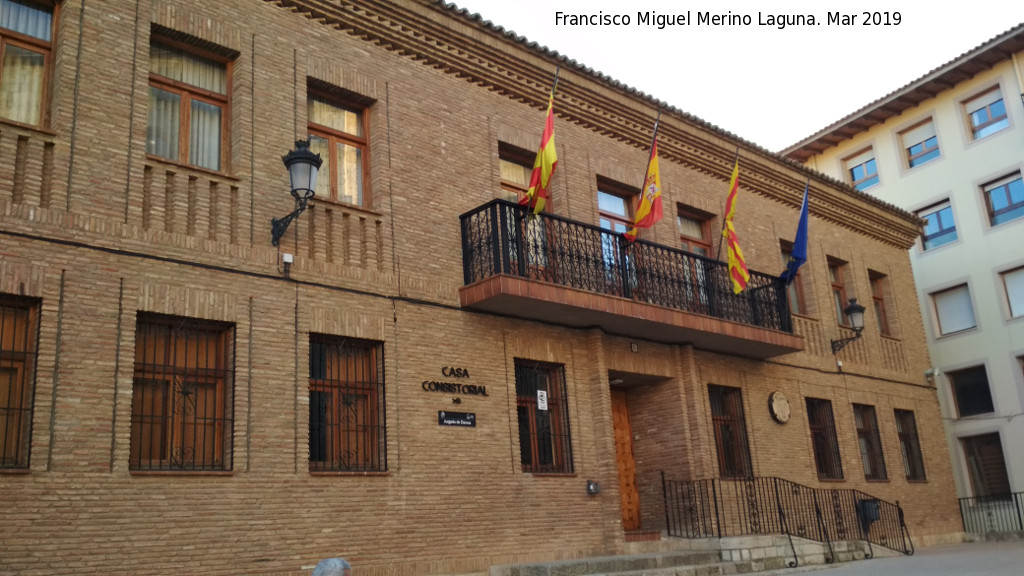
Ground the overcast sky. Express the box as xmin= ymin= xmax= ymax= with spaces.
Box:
xmin=449 ymin=0 xmax=1024 ymax=151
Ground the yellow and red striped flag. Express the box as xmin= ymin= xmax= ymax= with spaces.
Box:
xmin=722 ymin=159 xmax=749 ymax=294
xmin=623 ymin=128 xmax=662 ymax=242
xmin=519 ymin=89 xmax=558 ymax=215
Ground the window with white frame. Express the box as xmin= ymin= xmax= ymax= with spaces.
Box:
xmin=964 ymin=88 xmax=1009 ymax=140
xmin=962 ymin=433 xmax=1010 ymax=497
xmin=983 ymin=174 xmax=1024 ymax=227
xmin=1002 ymin=266 xmax=1024 ymax=318
xmin=932 ymin=284 xmax=976 ymax=335
xmin=917 ymin=201 xmax=957 ymax=251
xmin=947 ymin=365 xmax=994 ymax=419
xmin=900 ymin=120 xmax=940 ymax=168
xmin=843 ymin=148 xmax=879 ymax=191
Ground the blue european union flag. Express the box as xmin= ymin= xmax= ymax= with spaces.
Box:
xmin=780 ymin=183 xmax=809 ymax=285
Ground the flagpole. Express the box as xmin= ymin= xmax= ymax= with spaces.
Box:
xmin=524 ymin=66 xmax=561 ymax=222
xmin=623 ymin=109 xmax=663 ymax=245
xmin=714 ymin=147 xmax=740 ymax=262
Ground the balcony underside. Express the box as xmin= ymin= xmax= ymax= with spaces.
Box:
xmin=460 ymin=275 xmax=804 ymax=359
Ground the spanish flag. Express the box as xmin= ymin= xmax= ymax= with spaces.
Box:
xmin=722 ymin=159 xmax=749 ymax=294
xmin=623 ymin=130 xmax=662 ymax=242
xmin=520 ymin=90 xmax=558 ymax=215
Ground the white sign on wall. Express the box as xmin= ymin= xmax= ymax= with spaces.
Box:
xmin=537 ymin=390 xmax=548 ymax=411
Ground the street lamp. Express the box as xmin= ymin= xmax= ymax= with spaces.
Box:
xmin=271 ymin=140 xmax=323 ymax=247
xmin=831 ymin=298 xmax=866 ymax=354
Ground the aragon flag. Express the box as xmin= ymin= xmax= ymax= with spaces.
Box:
xmin=519 ymin=89 xmax=558 ymax=215
xmin=623 ymin=132 xmax=662 ymax=242
xmin=722 ymin=159 xmax=750 ymax=294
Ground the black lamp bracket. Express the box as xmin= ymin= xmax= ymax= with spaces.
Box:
xmin=271 ymin=188 xmax=315 ymax=247
xmin=830 ymin=331 xmax=862 ymax=355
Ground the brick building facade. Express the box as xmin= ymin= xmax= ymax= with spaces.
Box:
xmin=0 ymin=1 xmax=961 ymax=575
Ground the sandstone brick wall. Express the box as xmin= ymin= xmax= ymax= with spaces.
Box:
xmin=0 ymin=1 xmax=959 ymax=575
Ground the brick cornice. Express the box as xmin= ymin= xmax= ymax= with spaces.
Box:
xmin=270 ymin=0 xmax=921 ymax=248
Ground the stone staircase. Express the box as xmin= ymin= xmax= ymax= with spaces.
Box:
xmin=489 ymin=534 xmax=898 ymax=576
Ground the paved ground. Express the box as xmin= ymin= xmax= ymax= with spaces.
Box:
xmin=821 ymin=540 xmax=1024 ymax=576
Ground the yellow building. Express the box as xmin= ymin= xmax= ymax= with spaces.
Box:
xmin=0 ymin=1 xmax=960 ymax=574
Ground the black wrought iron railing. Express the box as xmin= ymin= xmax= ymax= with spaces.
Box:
xmin=959 ymin=492 xmax=1024 ymax=533
xmin=460 ymin=199 xmax=792 ymax=333
xmin=661 ymin=475 xmax=914 ymax=566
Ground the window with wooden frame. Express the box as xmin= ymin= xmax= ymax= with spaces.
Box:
xmin=894 ymin=409 xmax=926 ymax=481
xmin=597 ymin=179 xmax=637 ymax=287
xmin=499 ymin=143 xmax=550 ymax=274
xmin=900 ymin=120 xmax=940 ymax=168
xmin=598 ymin=179 xmax=635 ymax=235
xmin=308 ymin=85 xmax=371 ymax=207
xmin=982 ymin=173 xmax=1024 ymax=227
xmin=781 ymin=241 xmax=807 ymax=315
xmin=961 ymin=433 xmax=1010 ymax=497
xmin=869 ymin=269 xmax=894 ymax=336
xmin=308 ymin=335 xmax=386 ymax=473
xmin=853 ymin=404 xmax=886 ymax=481
xmin=947 ymin=365 xmax=994 ymax=418
xmin=499 ymin=142 xmax=534 ymax=203
xmin=964 ymin=87 xmax=1009 ymax=140
xmin=708 ymin=384 xmax=752 ymax=478
xmin=917 ymin=200 xmax=958 ymax=251
xmin=514 ymin=359 xmax=573 ymax=474
xmin=677 ymin=205 xmax=712 ymax=257
xmin=843 ymin=148 xmax=879 ymax=191
xmin=1002 ymin=266 xmax=1024 ymax=319
xmin=0 ymin=295 xmax=39 ymax=469
xmin=806 ymin=398 xmax=843 ymax=480
xmin=828 ymin=257 xmax=850 ymax=326
xmin=130 ymin=314 xmax=234 ymax=471
xmin=0 ymin=0 xmax=55 ymax=126
xmin=932 ymin=284 xmax=976 ymax=336
xmin=147 ymin=34 xmax=231 ymax=172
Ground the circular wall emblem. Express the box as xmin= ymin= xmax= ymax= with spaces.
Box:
xmin=768 ymin=391 xmax=791 ymax=424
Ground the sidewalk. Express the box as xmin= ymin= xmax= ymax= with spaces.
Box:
xmin=821 ymin=540 xmax=1024 ymax=576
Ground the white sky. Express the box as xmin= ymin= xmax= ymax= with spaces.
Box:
xmin=449 ymin=0 xmax=1024 ymax=151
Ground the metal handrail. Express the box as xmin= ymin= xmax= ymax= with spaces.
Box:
xmin=661 ymin=474 xmax=914 ymax=557
xmin=959 ymin=491 xmax=1024 ymax=534
xmin=460 ymin=199 xmax=793 ymax=333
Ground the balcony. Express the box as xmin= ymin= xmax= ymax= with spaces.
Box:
xmin=459 ymin=200 xmax=804 ymax=359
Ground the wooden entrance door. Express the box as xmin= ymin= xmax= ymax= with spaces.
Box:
xmin=611 ymin=388 xmax=641 ymax=530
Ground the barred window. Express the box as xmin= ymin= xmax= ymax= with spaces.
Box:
xmin=806 ymin=398 xmax=843 ymax=480
xmin=894 ymin=409 xmax=926 ymax=481
xmin=514 ymin=359 xmax=573 ymax=474
xmin=1 ymin=295 xmax=39 ymax=469
xmin=962 ymin=432 xmax=1010 ymax=497
xmin=708 ymin=384 xmax=752 ymax=478
xmin=130 ymin=314 xmax=234 ymax=471
xmin=854 ymin=404 xmax=887 ymax=481
xmin=308 ymin=335 xmax=386 ymax=472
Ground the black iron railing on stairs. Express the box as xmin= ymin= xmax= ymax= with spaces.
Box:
xmin=661 ymin=474 xmax=914 ymax=567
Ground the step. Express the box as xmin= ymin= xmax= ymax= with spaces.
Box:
xmin=493 ymin=538 xmax=878 ymax=576
xmin=498 ymin=550 xmax=724 ymax=576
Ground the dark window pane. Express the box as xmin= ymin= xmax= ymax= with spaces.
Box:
xmin=949 ymin=366 xmax=994 ymax=417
